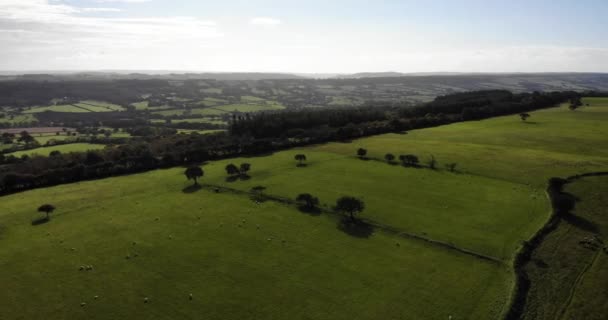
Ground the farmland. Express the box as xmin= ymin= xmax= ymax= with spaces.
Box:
xmin=7 ymin=143 xmax=106 ymax=157
xmin=1 ymin=98 xmax=606 ymax=319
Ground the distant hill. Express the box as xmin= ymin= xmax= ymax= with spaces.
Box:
xmin=333 ymin=72 xmax=406 ymax=79
xmin=0 ymin=72 xmax=307 ymax=81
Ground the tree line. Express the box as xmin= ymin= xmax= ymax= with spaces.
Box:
xmin=0 ymin=90 xmax=581 ymax=195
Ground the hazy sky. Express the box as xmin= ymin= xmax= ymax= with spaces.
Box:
xmin=1 ymin=0 xmax=608 ymax=73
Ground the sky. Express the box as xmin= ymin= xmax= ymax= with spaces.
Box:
xmin=1 ymin=0 xmax=607 ymax=73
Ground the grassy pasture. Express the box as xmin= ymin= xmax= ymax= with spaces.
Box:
xmin=177 ymin=129 xmax=226 ymax=135
xmin=0 ymin=114 xmax=38 ymax=124
xmin=521 ymin=175 xmax=608 ymax=320
xmin=0 ymin=169 xmax=510 ymax=320
xmin=203 ymin=150 xmax=546 ymax=259
xmin=7 ymin=143 xmax=106 ymax=157
xmin=313 ymin=101 xmax=608 ymax=187
xmin=213 ymin=103 xmax=285 ymax=113
xmin=1 ymin=98 xmax=607 ymax=319
xmin=24 ymin=101 xmax=124 ymax=113
xmin=24 ymin=104 xmax=89 ymax=113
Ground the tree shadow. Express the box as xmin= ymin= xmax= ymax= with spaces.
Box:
xmin=297 ymin=206 xmax=321 ymax=216
xmin=336 ymin=217 xmax=374 ymax=238
xmin=358 ymin=157 xmax=371 ymax=161
xmin=182 ymin=184 xmax=202 ymax=194
xmin=522 ymin=121 xmax=539 ymax=125
xmin=296 ymin=163 xmax=308 ymax=168
xmin=225 ymin=175 xmax=239 ymax=183
xmin=562 ymin=213 xmax=599 ymax=233
xmin=31 ymin=217 xmax=50 ymax=226
xmin=239 ymin=174 xmax=251 ymax=181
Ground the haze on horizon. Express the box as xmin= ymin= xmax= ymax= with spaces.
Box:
xmin=1 ymin=0 xmax=607 ymax=74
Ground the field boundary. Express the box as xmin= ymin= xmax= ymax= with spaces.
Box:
xmin=198 ymin=182 xmax=503 ymax=264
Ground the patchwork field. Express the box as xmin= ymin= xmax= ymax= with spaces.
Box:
xmin=7 ymin=143 xmax=106 ymax=157
xmin=1 ymin=98 xmax=607 ymax=319
xmin=23 ymin=101 xmax=124 ymax=113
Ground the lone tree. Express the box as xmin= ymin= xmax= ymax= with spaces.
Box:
xmin=225 ymin=163 xmax=239 ymax=176
xmin=335 ymin=196 xmax=365 ymax=222
xmin=240 ymin=163 xmax=251 ymax=175
xmin=294 ymin=154 xmax=307 ymax=166
xmin=357 ymin=148 xmax=367 ymax=158
xmin=38 ymin=204 xmax=56 ymax=220
xmin=569 ymin=97 xmax=583 ymax=110
xmin=384 ymin=153 xmax=395 ymax=163
xmin=296 ymin=193 xmax=320 ymax=211
xmin=519 ymin=113 xmax=530 ymax=121
xmin=184 ymin=166 xmax=204 ymax=185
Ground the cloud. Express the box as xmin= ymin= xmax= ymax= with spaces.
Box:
xmin=94 ymin=0 xmax=151 ymax=3
xmin=80 ymin=8 xmax=122 ymax=13
xmin=250 ymin=17 xmax=281 ymax=26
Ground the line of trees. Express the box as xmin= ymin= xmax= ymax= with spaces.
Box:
xmin=0 ymin=90 xmax=580 ymax=195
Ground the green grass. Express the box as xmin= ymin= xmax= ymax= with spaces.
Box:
xmin=177 ymin=129 xmax=226 ymax=135
xmin=521 ymin=175 xmax=608 ymax=320
xmin=213 ymin=103 xmax=285 ymax=113
xmin=150 ymin=118 xmax=226 ymax=126
xmin=240 ymin=95 xmax=266 ymax=102
xmin=24 ymin=104 xmax=89 ymax=113
xmin=200 ymin=88 xmax=223 ymax=94
xmin=1 ymin=98 xmax=607 ymax=319
xmin=24 ymin=101 xmax=123 ymax=113
xmin=34 ymin=133 xmax=76 ymax=145
xmin=0 ymin=114 xmax=38 ymax=124
xmin=7 ymin=143 xmax=106 ymax=157
xmin=203 ymin=150 xmax=545 ymax=259
xmin=0 ymin=168 xmax=510 ymax=320
xmin=79 ymin=101 xmax=124 ymax=111
xmin=132 ymin=101 xmax=150 ymax=110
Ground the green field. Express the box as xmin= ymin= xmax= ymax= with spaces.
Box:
xmin=521 ymin=175 xmax=608 ymax=320
xmin=24 ymin=101 xmax=123 ymax=113
xmin=24 ymin=104 xmax=89 ymax=113
xmin=0 ymin=167 xmax=511 ymax=320
xmin=1 ymin=98 xmax=607 ymax=319
xmin=177 ymin=129 xmax=226 ymax=135
xmin=0 ymin=113 xmax=38 ymax=124
xmin=165 ymin=118 xmax=226 ymax=125
xmin=34 ymin=133 xmax=75 ymax=145
xmin=213 ymin=102 xmax=285 ymax=113
xmin=7 ymin=143 xmax=106 ymax=157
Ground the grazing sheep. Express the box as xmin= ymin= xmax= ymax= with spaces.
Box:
xmin=71 ymin=248 xmax=76 ymax=251
xmin=94 ymin=296 xmax=99 ymax=300
xmin=189 ymin=293 xmax=193 ymax=300
xmin=79 ymin=266 xmax=85 ymax=271
xmin=80 ymin=302 xmax=86 ymax=307
xmin=126 ymin=255 xmax=131 ymax=259
xmin=168 ymin=235 xmax=173 ymax=240
xmin=144 ymin=297 xmax=149 ymax=303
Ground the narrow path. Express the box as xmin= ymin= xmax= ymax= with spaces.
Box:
xmin=557 ymin=249 xmax=601 ymax=320
xmin=198 ymin=182 xmax=503 ymax=264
